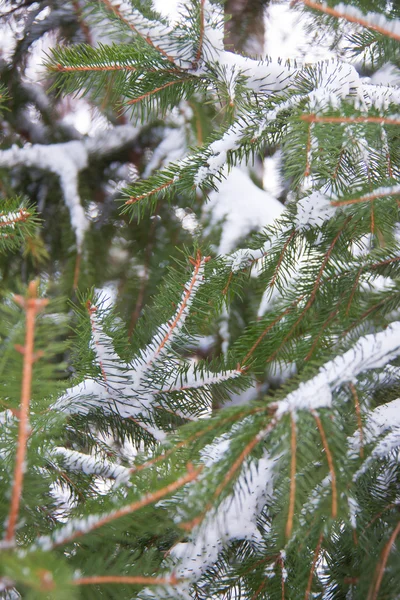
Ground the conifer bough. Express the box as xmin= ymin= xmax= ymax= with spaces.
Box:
xmin=0 ymin=1 xmax=400 ymax=599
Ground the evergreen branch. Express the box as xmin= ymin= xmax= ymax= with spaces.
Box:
xmin=38 ymin=464 xmax=202 ymax=549
xmin=54 ymin=63 xmax=136 ymax=72
xmin=5 ymin=281 xmax=48 ymax=543
xmin=295 ymin=0 xmax=400 ymax=42
xmin=73 ymin=574 xmax=180 ymax=586
xmin=367 ymin=521 xmax=400 ymax=600
xmin=125 ymin=177 xmax=177 ymax=204
xmin=100 ymin=0 xmax=177 ymax=64
xmin=301 ymin=114 xmax=400 ymax=126
xmin=242 ymin=295 xmax=305 ymax=366
xmin=304 ymin=122 xmax=313 ymax=177
xmin=331 ymin=185 xmax=400 ymax=207
xmin=312 ymin=412 xmax=337 ymax=519
xmin=267 ymin=222 xmax=349 ymax=364
xmin=286 ymin=414 xmax=297 ymax=539
xmin=193 ymin=0 xmax=205 ymax=68
xmin=180 ymin=419 xmax=275 ymax=533
xmin=269 ymin=229 xmax=297 ymax=291
xmin=0 ymin=208 xmax=31 ymax=228
xmin=125 ymin=78 xmax=193 ymax=105
xmin=305 ymin=307 xmax=339 ymax=361
xmin=304 ymin=532 xmax=324 ymax=600
xmin=349 ymin=383 xmax=364 ymax=459
xmin=145 ymin=252 xmax=210 ymax=366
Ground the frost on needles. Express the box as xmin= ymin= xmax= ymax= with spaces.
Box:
xmin=1 ymin=0 xmax=400 ymax=599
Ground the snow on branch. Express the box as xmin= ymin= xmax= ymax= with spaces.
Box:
xmin=0 ymin=125 xmax=139 ymax=251
xmin=33 ymin=464 xmax=202 ymax=551
xmin=295 ymin=184 xmax=400 ymax=229
xmin=274 ymin=322 xmax=400 ymax=417
xmin=0 ymin=208 xmax=31 ymax=229
xmin=296 ymin=1 xmax=400 ymax=42
xmin=54 ymin=254 xmax=242 ymax=440
xmin=53 ymin=447 xmax=131 ymax=485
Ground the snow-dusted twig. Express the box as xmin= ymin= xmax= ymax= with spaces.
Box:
xmin=0 ymin=124 xmax=139 ymax=250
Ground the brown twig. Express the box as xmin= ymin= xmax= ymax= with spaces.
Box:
xmin=126 ymin=79 xmax=191 ymax=105
xmin=312 ymin=412 xmax=337 ymax=519
xmin=5 ymin=281 xmax=48 ymax=543
xmin=304 ymin=532 xmax=324 ymax=600
xmin=125 ymin=178 xmax=176 ymax=205
xmin=349 ymin=383 xmax=364 ymax=458
xmin=286 ymin=413 xmax=297 ymax=539
xmin=150 ymin=252 xmax=209 ymax=361
xmin=301 ymin=115 xmax=400 ymax=126
xmin=331 ymin=189 xmax=400 ymax=207
xmin=294 ymin=0 xmax=400 ymax=42
xmin=51 ymin=464 xmax=202 ymax=548
xmin=73 ymin=574 xmax=179 ymax=586
xmin=101 ymin=0 xmax=177 ymax=63
xmin=193 ymin=0 xmax=205 ymax=68
xmin=367 ymin=521 xmax=400 ymax=600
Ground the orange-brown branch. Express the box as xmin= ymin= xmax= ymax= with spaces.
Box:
xmin=349 ymin=383 xmax=364 ymax=458
xmin=0 ymin=208 xmax=30 ymax=228
xmin=54 ymin=63 xmax=136 ymax=72
xmin=151 ymin=252 xmax=209 ymax=360
xmin=125 ymin=178 xmax=176 ymax=204
xmin=193 ymin=0 xmax=205 ymax=67
xmin=5 ymin=281 xmax=48 ymax=543
xmin=286 ymin=413 xmax=297 ymax=539
xmin=304 ymin=123 xmax=312 ymax=177
xmin=304 ymin=532 xmax=324 ymax=599
xmin=331 ymin=189 xmax=400 ymax=207
xmin=267 ymin=221 xmax=349 ymax=364
xmin=312 ymin=412 xmax=337 ymax=519
xmin=367 ymin=521 xmax=400 ymax=600
xmin=295 ymin=0 xmax=400 ymax=42
xmin=126 ymin=79 xmax=190 ymax=105
xmin=53 ymin=465 xmax=201 ymax=548
xmin=242 ymin=295 xmax=305 ymax=366
xmin=301 ymin=115 xmax=400 ymax=126
xmin=269 ymin=230 xmax=297 ymax=291
xmin=74 ymin=574 xmax=179 ymax=586
xmin=180 ymin=419 xmax=275 ymax=533
xmin=101 ymin=0 xmax=177 ymax=63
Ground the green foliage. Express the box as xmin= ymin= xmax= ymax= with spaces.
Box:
xmin=0 ymin=0 xmax=400 ymax=599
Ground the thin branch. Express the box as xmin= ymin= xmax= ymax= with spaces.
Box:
xmin=304 ymin=122 xmax=313 ymax=177
xmin=51 ymin=464 xmax=202 ymax=548
xmin=349 ymin=383 xmax=364 ymax=458
xmin=0 ymin=208 xmax=31 ymax=228
xmin=5 ymin=281 xmax=48 ymax=543
xmin=193 ymin=0 xmax=205 ymax=68
xmin=304 ymin=532 xmax=324 ymax=600
xmin=312 ymin=412 xmax=337 ymax=519
xmin=267 ymin=220 xmax=349 ymax=364
xmin=269 ymin=230 xmax=297 ymax=291
xmin=286 ymin=413 xmax=297 ymax=539
xmin=180 ymin=419 xmax=275 ymax=532
xmin=125 ymin=79 xmax=191 ymax=105
xmin=305 ymin=307 xmax=338 ymax=361
xmin=54 ymin=63 xmax=136 ymax=72
xmin=151 ymin=251 xmax=209 ymax=360
xmin=295 ymin=0 xmax=400 ymax=42
xmin=73 ymin=574 xmax=180 ymax=586
xmin=301 ymin=115 xmax=400 ymax=126
xmin=367 ymin=521 xmax=400 ymax=600
xmin=331 ymin=189 xmax=400 ymax=207
xmin=242 ymin=295 xmax=305 ymax=366
xmin=101 ymin=0 xmax=177 ymax=63
xmin=125 ymin=178 xmax=176 ymax=204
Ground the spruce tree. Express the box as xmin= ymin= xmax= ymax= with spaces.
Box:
xmin=1 ymin=1 xmax=400 ymax=599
